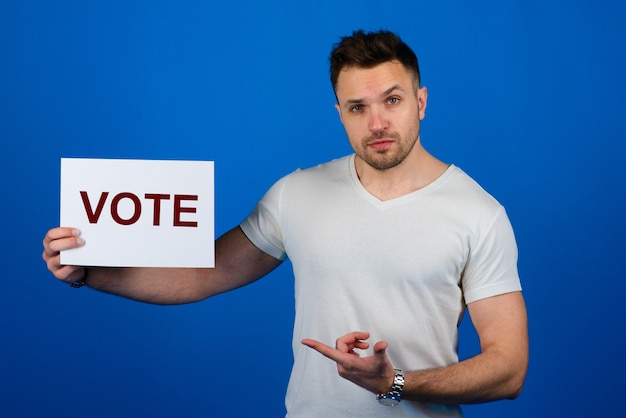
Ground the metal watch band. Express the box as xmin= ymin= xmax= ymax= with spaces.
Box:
xmin=377 ymin=368 xmax=404 ymax=406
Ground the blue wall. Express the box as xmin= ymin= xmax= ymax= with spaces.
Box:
xmin=1 ymin=1 xmax=625 ymax=416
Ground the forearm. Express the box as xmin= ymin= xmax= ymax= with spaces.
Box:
xmin=80 ymin=227 xmax=282 ymax=305
xmin=83 ymin=267 xmax=213 ymax=305
xmin=302 ymin=294 xmax=528 ymax=406
xmin=403 ymin=348 xmax=526 ymax=405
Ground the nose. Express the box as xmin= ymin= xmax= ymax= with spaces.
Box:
xmin=368 ymin=106 xmax=388 ymax=132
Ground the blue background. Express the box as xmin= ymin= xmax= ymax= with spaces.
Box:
xmin=1 ymin=1 xmax=625 ymax=417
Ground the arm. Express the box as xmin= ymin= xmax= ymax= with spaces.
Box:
xmin=403 ymin=291 xmax=528 ymax=403
xmin=302 ymin=291 xmax=528 ymax=404
xmin=42 ymin=226 xmax=282 ymax=305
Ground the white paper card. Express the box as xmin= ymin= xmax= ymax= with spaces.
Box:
xmin=60 ymin=158 xmax=214 ymax=268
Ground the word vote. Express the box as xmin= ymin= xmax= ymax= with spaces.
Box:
xmin=80 ymin=191 xmax=198 ymax=227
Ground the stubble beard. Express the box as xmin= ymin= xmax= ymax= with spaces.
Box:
xmin=357 ymin=126 xmax=420 ymax=171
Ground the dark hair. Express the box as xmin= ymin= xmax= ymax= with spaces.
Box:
xmin=329 ymin=29 xmax=421 ymax=92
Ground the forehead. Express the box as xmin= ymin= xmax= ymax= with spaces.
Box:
xmin=335 ymin=61 xmax=415 ymax=100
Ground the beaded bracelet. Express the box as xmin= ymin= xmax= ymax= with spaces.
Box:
xmin=68 ymin=268 xmax=88 ymax=288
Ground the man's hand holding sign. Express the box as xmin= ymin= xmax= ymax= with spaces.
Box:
xmin=45 ymin=157 xmax=281 ymax=304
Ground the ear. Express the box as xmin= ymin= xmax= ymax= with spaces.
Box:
xmin=334 ymin=103 xmax=344 ymax=124
xmin=417 ymin=86 xmax=428 ymax=120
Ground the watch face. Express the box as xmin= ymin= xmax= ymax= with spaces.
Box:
xmin=378 ymin=397 xmax=401 ymax=407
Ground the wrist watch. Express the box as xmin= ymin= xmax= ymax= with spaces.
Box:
xmin=377 ymin=368 xmax=404 ymax=406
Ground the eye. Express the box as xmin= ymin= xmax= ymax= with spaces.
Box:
xmin=349 ymin=104 xmax=364 ymax=112
xmin=387 ymin=97 xmax=400 ymax=105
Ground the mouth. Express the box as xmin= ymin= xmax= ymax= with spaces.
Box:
xmin=367 ymin=139 xmax=395 ymax=150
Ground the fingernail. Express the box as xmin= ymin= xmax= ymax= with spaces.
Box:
xmin=76 ymin=237 xmax=85 ymax=246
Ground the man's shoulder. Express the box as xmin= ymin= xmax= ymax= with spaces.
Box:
xmin=261 ymin=155 xmax=353 ymax=201
xmin=300 ymin=154 xmax=352 ymax=173
xmin=283 ymin=154 xmax=352 ymax=183
xmin=439 ymin=166 xmax=503 ymax=213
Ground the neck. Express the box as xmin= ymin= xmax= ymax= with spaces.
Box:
xmin=355 ymin=144 xmax=449 ymax=201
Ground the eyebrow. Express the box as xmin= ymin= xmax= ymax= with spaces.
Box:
xmin=342 ymin=84 xmax=406 ymax=108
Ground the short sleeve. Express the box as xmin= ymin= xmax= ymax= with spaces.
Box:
xmin=239 ymin=175 xmax=291 ymax=261
xmin=462 ymin=206 xmax=522 ymax=304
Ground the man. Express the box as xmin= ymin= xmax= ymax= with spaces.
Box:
xmin=43 ymin=30 xmax=528 ymax=417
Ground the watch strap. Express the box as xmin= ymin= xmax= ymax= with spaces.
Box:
xmin=377 ymin=368 xmax=404 ymax=406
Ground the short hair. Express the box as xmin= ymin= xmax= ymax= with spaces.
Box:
xmin=329 ymin=29 xmax=421 ymax=93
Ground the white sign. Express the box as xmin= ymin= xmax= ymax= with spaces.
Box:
xmin=60 ymin=158 xmax=214 ymax=268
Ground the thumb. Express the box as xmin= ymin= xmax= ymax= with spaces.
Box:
xmin=373 ymin=340 xmax=389 ymax=358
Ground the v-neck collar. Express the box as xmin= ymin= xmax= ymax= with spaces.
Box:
xmin=347 ymin=154 xmax=456 ymax=208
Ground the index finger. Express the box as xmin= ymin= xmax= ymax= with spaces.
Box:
xmin=44 ymin=227 xmax=80 ymax=243
xmin=301 ymin=339 xmax=344 ymax=363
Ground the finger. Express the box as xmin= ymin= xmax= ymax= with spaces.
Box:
xmin=301 ymin=339 xmax=346 ymax=363
xmin=352 ymin=341 xmax=371 ymax=350
xmin=372 ymin=341 xmax=391 ymax=365
xmin=335 ymin=331 xmax=370 ymax=348
xmin=373 ymin=340 xmax=389 ymax=355
xmin=301 ymin=338 xmax=331 ymax=352
xmin=43 ymin=234 xmax=84 ymax=256
xmin=43 ymin=227 xmax=80 ymax=243
xmin=337 ymin=331 xmax=370 ymax=342
xmin=43 ymin=227 xmax=80 ymax=253
xmin=345 ymin=341 xmax=370 ymax=356
xmin=336 ymin=331 xmax=370 ymax=352
xmin=43 ymin=245 xmax=84 ymax=279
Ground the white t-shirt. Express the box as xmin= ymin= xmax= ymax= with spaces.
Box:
xmin=240 ymin=154 xmax=521 ymax=417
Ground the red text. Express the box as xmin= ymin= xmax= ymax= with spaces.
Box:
xmin=80 ymin=191 xmax=198 ymax=227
